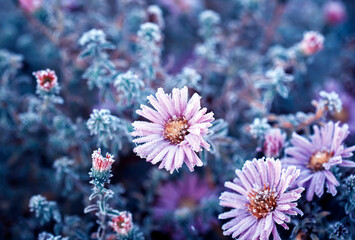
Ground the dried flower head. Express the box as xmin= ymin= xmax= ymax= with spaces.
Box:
xmin=33 ymin=69 xmax=58 ymax=92
xmin=283 ymin=121 xmax=355 ymax=201
xmin=219 ymin=157 xmax=303 ymax=240
xmin=132 ymin=87 xmax=214 ymax=173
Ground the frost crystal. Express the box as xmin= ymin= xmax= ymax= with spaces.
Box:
xmin=78 ymin=29 xmax=106 ymax=46
xmin=137 ymin=22 xmax=161 ymax=42
xmin=319 ymin=90 xmax=343 ymax=113
xmin=249 ymin=118 xmax=271 ymax=138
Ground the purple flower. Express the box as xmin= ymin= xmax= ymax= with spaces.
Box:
xmin=219 ymin=157 xmax=303 ymax=240
xmin=283 ymin=121 xmax=355 ymax=201
xmin=132 ymin=87 xmax=214 ymax=173
xmin=153 ymin=174 xmax=215 ymax=238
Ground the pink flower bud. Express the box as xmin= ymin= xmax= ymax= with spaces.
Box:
xmin=91 ymin=148 xmax=115 ymax=173
xmin=323 ymin=1 xmax=346 ymax=25
xmin=300 ymin=31 xmax=325 ymax=56
xmin=19 ymin=0 xmax=42 ymax=13
xmin=263 ymin=128 xmax=286 ymax=158
xmin=33 ymin=69 xmax=58 ymax=92
xmin=111 ymin=212 xmax=133 ymax=236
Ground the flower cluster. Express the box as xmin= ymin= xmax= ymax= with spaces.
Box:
xmin=3 ymin=0 xmax=355 ymax=239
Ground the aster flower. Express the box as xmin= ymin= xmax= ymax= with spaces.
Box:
xmin=283 ymin=121 xmax=355 ymax=201
xmin=110 ymin=211 xmax=133 ymax=236
xmin=132 ymin=87 xmax=214 ymax=173
xmin=219 ymin=157 xmax=304 ymax=240
xmin=153 ymin=174 xmax=216 ymax=238
xmin=33 ymin=69 xmax=58 ymax=92
xmin=299 ymin=31 xmax=324 ymax=56
xmin=263 ymin=128 xmax=286 ymax=158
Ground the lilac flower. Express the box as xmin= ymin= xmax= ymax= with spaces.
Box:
xmin=132 ymin=87 xmax=214 ymax=173
xmin=263 ymin=128 xmax=286 ymax=158
xmin=153 ymin=174 xmax=215 ymax=238
xmin=153 ymin=174 xmax=212 ymax=219
xmin=219 ymin=157 xmax=303 ymax=240
xmin=283 ymin=121 xmax=355 ymax=201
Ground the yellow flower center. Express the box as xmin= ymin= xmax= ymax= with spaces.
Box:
xmin=179 ymin=197 xmax=196 ymax=209
xmin=246 ymin=186 xmax=277 ymax=219
xmin=163 ymin=116 xmax=189 ymax=144
xmin=308 ymin=151 xmax=332 ymax=171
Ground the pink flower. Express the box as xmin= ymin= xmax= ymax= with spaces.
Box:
xmin=263 ymin=128 xmax=286 ymax=158
xmin=132 ymin=87 xmax=214 ymax=173
xmin=323 ymin=1 xmax=346 ymax=25
xmin=110 ymin=212 xmax=133 ymax=236
xmin=19 ymin=0 xmax=42 ymax=13
xmin=91 ymin=148 xmax=115 ymax=173
xmin=299 ymin=31 xmax=325 ymax=56
xmin=33 ymin=69 xmax=58 ymax=92
xmin=158 ymin=0 xmax=202 ymax=15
